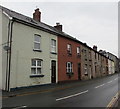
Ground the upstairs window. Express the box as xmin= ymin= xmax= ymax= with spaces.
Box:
xmin=66 ymin=62 xmax=73 ymax=73
xmin=84 ymin=49 xmax=87 ymax=57
xmin=51 ymin=39 xmax=56 ymax=53
xmin=34 ymin=34 xmax=41 ymax=50
xmin=31 ymin=59 xmax=42 ymax=75
xmin=67 ymin=44 xmax=72 ymax=55
xmin=95 ymin=53 xmax=97 ymax=59
xmin=77 ymin=47 xmax=80 ymax=56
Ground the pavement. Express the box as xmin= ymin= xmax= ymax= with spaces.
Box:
xmin=2 ymin=73 xmax=120 ymax=108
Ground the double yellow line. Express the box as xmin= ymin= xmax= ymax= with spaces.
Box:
xmin=106 ymin=91 xmax=120 ymax=109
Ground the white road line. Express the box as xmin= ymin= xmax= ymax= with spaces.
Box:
xmin=114 ymin=78 xmax=118 ymax=81
xmin=107 ymin=81 xmax=113 ymax=84
xmin=56 ymin=90 xmax=88 ymax=101
xmin=12 ymin=105 xmax=27 ymax=109
xmin=95 ymin=84 xmax=105 ymax=89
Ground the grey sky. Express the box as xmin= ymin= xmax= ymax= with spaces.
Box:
xmin=1 ymin=2 xmax=118 ymax=57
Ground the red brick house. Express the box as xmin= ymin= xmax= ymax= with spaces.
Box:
xmin=54 ymin=23 xmax=82 ymax=82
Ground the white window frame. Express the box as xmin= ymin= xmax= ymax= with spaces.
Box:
xmin=31 ymin=59 xmax=42 ymax=75
xmin=84 ymin=64 xmax=88 ymax=74
xmin=77 ymin=47 xmax=80 ymax=55
xmin=51 ymin=39 xmax=56 ymax=53
xmin=67 ymin=44 xmax=72 ymax=54
xmin=67 ymin=62 xmax=73 ymax=73
xmin=34 ymin=34 xmax=41 ymax=50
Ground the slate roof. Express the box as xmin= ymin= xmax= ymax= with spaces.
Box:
xmin=0 ymin=5 xmax=80 ymax=42
xmin=0 ymin=5 xmax=111 ymax=58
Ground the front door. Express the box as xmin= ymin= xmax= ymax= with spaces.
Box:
xmin=51 ymin=60 xmax=56 ymax=83
xmin=78 ymin=63 xmax=81 ymax=80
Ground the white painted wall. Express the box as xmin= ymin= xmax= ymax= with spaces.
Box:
xmin=9 ymin=22 xmax=58 ymax=89
xmin=1 ymin=11 xmax=10 ymax=90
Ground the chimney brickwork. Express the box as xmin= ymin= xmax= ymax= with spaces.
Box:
xmin=33 ymin=8 xmax=41 ymax=22
xmin=54 ymin=23 xmax=62 ymax=31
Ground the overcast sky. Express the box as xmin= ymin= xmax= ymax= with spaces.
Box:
xmin=1 ymin=2 xmax=118 ymax=57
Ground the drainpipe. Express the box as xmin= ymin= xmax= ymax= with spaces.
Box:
xmin=3 ymin=11 xmax=14 ymax=91
xmin=5 ymin=20 xmax=10 ymax=91
xmin=7 ymin=20 xmax=14 ymax=91
xmin=4 ymin=15 xmax=14 ymax=91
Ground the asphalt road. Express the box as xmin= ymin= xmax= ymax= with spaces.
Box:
xmin=2 ymin=73 xmax=119 ymax=108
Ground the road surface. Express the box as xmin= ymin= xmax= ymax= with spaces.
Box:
xmin=2 ymin=73 xmax=119 ymax=108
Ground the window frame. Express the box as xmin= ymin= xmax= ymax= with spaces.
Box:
xmin=51 ymin=39 xmax=56 ymax=53
xmin=84 ymin=64 xmax=88 ymax=75
xmin=66 ymin=62 xmax=73 ymax=73
xmin=31 ymin=59 xmax=43 ymax=75
xmin=77 ymin=47 xmax=80 ymax=55
xmin=34 ymin=34 xmax=41 ymax=50
xmin=67 ymin=44 xmax=72 ymax=55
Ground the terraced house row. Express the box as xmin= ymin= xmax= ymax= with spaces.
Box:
xmin=0 ymin=6 xmax=119 ymax=91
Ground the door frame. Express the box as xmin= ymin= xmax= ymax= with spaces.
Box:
xmin=51 ymin=60 xmax=56 ymax=83
xmin=78 ymin=63 xmax=81 ymax=80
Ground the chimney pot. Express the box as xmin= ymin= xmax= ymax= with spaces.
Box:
xmin=56 ymin=22 xmax=60 ymax=26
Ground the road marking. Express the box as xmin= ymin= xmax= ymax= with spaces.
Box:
xmin=56 ymin=90 xmax=88 ymax=101
xmin=107 ymin=81 xmax=113 ymax=84
xmin=2 ymin=80 xmax=92 ymax=99
xmin=95 ymin=84 xmax=105 ymax=89
xmin=114 ymin=78 xmax=118 ymax=81
xmin=12 ymin=105 xmax=27 ymax=109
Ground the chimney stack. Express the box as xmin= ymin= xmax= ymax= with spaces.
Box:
xmin=93 ymin=45 xmax=97 ymax=51
xmin=33 ymin=8 xmax=41 ymax=22
xmin=54 ymin=23 xmax=62 ymax=31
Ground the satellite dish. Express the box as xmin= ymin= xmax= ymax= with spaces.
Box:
xmin=3 ymin=46 xmax=10 ymax=51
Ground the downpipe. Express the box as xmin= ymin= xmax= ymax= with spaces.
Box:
xmin=5 ymin=19 xmax=14 ymax=91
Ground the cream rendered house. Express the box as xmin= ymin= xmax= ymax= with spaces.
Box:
xmin=0 ymin=6 xmax=59 ymax=91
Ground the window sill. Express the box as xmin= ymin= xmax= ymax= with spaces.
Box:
xmin=30 ymin=74 xmax=44 ymax=78
xmin=84 ymin=74 xmax=88 ymax=76
xmin=68 ymin=54 xmax=72 ymax=56
xmin=33 ymin=49 xmax=42 ymax=52
xmin=50 ymin=52 xmax=57 ymax=55
xmin=66 ymin=72 xmax=74 ymax=78
xmin=66 ymin=72 xmax=74 ymax=75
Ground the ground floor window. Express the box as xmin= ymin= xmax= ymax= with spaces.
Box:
xmin=67 ymin=62 xmax=73 ymax=73
xmin=31 ymin=59 xmax=42 ymax=75
xmin=84 ymin=64 xmax=88 ymax=75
